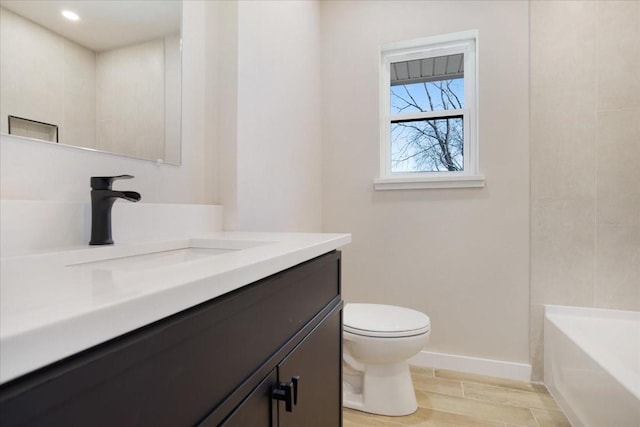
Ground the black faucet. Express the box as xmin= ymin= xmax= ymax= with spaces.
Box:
xmin=90 ymin=175 xmax=141 ymax=245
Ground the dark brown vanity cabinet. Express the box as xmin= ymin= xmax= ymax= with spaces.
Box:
xmin=0 ymin=251 xmax=343 ymax=427
xmin=219 ymin=307 xmax=342 ymax=427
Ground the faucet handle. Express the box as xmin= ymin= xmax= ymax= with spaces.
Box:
xmin=90 ymin=175 xmax=134 ymax=190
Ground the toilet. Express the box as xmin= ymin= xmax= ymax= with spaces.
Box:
xmin=342 ymin=303 xmax=431 ymax=416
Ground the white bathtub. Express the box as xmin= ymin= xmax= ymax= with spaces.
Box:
xmin=544 ymin=305 xmax=640 ymax=427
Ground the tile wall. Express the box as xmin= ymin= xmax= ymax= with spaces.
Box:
xmin=96 ymin=39 xmax=166 ymax=160
xmin=530 ymin=0 xmax=640 ymax=379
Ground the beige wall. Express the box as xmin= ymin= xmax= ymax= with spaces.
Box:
xmin=530 ymin=0 xmax=640 ymax=379
xmin=219 ymin=0 xmax=323 ymax=232
xmin=321 ymin=1 xmax=530 ymax=364
xmin=0 ymin=7 xmax=96 ymax=149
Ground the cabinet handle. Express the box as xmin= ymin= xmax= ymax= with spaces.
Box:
xmin=272 ymin=382 xmax=294 ymax=412
xmin=292 ymin=375 xmax=300 ymax=406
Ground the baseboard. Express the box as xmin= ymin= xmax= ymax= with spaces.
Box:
xmin=409 ymin=350 xmax=532 ymax=382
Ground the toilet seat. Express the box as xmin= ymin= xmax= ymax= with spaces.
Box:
xmin=344 ymin=303 xmax=430 ymax=338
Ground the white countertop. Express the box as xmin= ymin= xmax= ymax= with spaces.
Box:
xmin=0 ymin=232 xmax=351 ymax=384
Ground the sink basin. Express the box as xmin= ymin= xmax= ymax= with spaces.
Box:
xmin=67 ymin=238 xmax=273 ymax=272
xmin=70 ymin=247 xmax=234 ymax=271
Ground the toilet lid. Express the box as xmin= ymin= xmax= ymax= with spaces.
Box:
xmin=343 ymin=303 xmax=430 ymax=338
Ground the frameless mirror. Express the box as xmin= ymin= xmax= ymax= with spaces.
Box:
xmin=0 ymin=0 xmax=182 ymax=164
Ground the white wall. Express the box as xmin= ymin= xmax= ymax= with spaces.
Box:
xmin=219 ymin=0 xmax=323 ymax=232
xmin=209 ymin=0 xmax=238 ymax=231
xmin=0 ymin=200 xmax=223 ymax=257
xmin=321 ymin=1 xmax=530 ymax=366
xmin=0 ymin=1 xmax=218 ymax=205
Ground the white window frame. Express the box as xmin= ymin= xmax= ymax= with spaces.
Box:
xmin=375 ymin=30 xmax=484 ymax=190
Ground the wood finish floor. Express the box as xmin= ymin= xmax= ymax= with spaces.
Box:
xmin=343 ymin=367 xmax=572 ymax=427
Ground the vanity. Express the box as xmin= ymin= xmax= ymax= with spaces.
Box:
xmin=0 ymin=232 xmax=350 ymax=426
xmin=0 ymin=1 xmax=345 ymax=424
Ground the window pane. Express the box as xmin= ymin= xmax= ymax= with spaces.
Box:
xmin=390 ymin=78 xmax=464 ymax=114
xmin=391 ymin=117 xmax=464 ymax=173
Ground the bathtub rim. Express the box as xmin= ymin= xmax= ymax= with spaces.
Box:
xmin=544 ymin=304 xmax=640 ymax=401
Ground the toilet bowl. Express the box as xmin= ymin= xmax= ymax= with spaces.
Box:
xmin=342 ymin=303 xmax=430 ymax=416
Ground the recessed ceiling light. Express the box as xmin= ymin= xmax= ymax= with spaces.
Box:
xmin=61 ymin=10 xmax=80 ymax=21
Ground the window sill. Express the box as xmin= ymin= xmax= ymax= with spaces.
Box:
xmin=374 ymin=175 xmax=485 ymax=190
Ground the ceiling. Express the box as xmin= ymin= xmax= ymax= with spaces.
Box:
xmin=0 ymin=0 xmax=181 ymax=51
xmin=391 ymin=53 xmax=464 ymax=86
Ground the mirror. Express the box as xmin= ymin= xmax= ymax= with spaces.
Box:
xmin=0 ymin=0 xmax=182 ymax=164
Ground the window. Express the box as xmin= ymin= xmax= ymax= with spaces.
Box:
xmin=375 ymin=31 xmax=484 ymax=190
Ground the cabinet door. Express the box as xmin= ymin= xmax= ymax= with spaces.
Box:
xmin=218 ymin=370 xmax=277 ymax=427
xmin=276 ymin=308 xmax=342 ymax=427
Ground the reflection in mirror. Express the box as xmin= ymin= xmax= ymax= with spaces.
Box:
xmin=0 ymin=1 xmax=182 ymax=164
